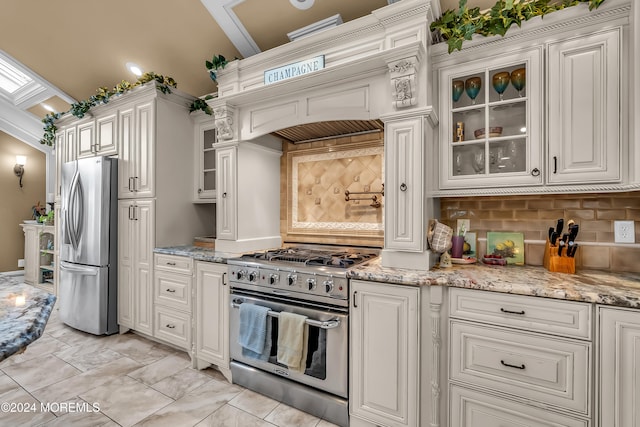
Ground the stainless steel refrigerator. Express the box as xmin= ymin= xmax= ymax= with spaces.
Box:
xmin=59 ymin=156 xmax=118 ymax=335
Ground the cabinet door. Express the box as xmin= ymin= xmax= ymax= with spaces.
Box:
xmin=599 ymin=306 xmax=640 ymax=427
xmin=384 ymin=118 xmax=423 ymax=251
xmin=96 ymin=113 xmax=118 ymax=157
xmin=118 ymin=107 xmax=135 ymax=198
xmin=547 ymin=28 xmax=620 ymax=184
xmin=438 ymin=48 xmax=543 ymax=190
xmin=350 ymin=280 xmax=419 ymax=427
xmin=23 ymin=226 xmax=38 ymax=285
xmin=117 ymin=201 xmax=134 ymax=329
xmin=195 ymin=262 xmax=228 ymax=367
xmin=134 ymin=101 xmax=155 ymax=198
xmin=76 ymin=120 xmax=95 ymax=159
xmin=133 ymin=200 xmax=155 ymax=335
xmin=195 ymin=124 xmax=217 ymax=201
xmin=216 ymin=147 xmax=236 ymax=240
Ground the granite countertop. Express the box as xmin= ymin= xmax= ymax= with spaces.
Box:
xmin=349 ymin=258 xmax=640 ymax=309
xmin=0 ymin=275 xmax=57 ymax=361
xmin=155 ymin=245 xmax=640 ymax=309
xmin=154 ymin=245 xmax=237 ymax=263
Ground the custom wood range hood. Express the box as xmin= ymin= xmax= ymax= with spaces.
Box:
xmin=207 ymin=0 xmax=440 ymax=270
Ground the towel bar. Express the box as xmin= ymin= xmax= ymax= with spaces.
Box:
xmin=231 ymin=300 xmax=341 ymax=330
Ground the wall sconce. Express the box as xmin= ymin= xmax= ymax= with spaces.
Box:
xmin=14 ymin=155 xmax=26 ymax=188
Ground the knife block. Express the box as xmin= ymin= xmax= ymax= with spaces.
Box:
xmin=543 ymin=240 xmax=575 ymax=274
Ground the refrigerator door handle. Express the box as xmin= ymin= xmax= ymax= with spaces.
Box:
xmin=60 ymin=261 xmax=99 ymax=276
xmin=67 ymin=170 xmax=80 ymax=250
xmin=75 ymin=176 xmax=85 ymax=244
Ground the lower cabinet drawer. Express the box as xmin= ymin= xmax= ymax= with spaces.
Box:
xmin=450 ymin=320 xmax=591 ymax=414
xmin=154 ymin=306 xmax=191 ymax=350
xmin=450 ymin=385 xmax=589 ymax=427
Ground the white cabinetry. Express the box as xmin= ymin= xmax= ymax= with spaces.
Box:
xmin=547 ymin=28 xmax=621 ymax=184
xmin=118 ymin=101 xmax=154 ymax=199
xmin=76 ymin=112 xmax=118 ymax=159
xmin=194 ymin=261 xmax=231 ymax=382
xmin=75 ymin=119 xmax=95 ymax=159
xmin=448 ymin=288 xmax=592 ymax=426
xmin=380 ymin=110 xmax=438 ymax=270
xmin=118 ymin=200 xmax=154 ymax=335
xmin=153 ymin=254 xmax=193 ymax=351
xmin=598 ymin=306 xmax=640 ymax=427
xmin=192 ymin=112 xmax=217 ymax=202
xmin=214 ymin=140 xmax=282 ymax=253
xmin=350 ymin=280 xmax=419 ymax=427
xmin=215 ymin=146 xmax=236 ymax=240
xmin=21 ymin=224 xmax=55 ymax=294
xmin=431 ymin=0 xmax=632 ymax=195
xmin=437 ymin=49 xmax=543 ymax=189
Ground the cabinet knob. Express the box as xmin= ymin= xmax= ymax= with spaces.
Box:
xmin=531 ymin=168 xmax=540 ymax=177
xmin=400 ymin=183 xmax=407 ymax=192
xmin=198 ymin=188 xmax=202 ymax=194
xmin=222 ymin=192 xmax=227 ymax=198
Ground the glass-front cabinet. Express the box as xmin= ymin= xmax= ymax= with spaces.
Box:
xmin=438 ymin=49 xmax=543 ymax=190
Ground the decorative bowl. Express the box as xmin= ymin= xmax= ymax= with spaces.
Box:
xmin=474 ymin=127 xmax=503 ymax=139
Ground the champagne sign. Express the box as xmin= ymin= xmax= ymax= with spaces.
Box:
xmin=264 ymin=55 xmax=325 ymax=85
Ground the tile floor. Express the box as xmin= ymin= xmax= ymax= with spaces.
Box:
xmin=0 ymin=304 xmax=339 ymax=427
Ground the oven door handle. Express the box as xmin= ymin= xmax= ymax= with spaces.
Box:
xmin=231 ymin=300 xmax=342 ymax=330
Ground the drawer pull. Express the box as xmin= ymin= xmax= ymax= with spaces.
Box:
xmin=166 ymin=288 xmax=176 ymax=293
xmin=500 ymin=307 xmax=525 ymax=315
xmin=166 ymin=262 xmax=176 ymax=266
xmin=501 ymin=360 xmax=526 ymax=370
xmin=166 ymin=324 xmax=176 ymax=329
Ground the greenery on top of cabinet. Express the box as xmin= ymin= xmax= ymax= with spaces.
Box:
xmin=40 ymin=72 xmax=177 ymax=147
xmin=431 ymin=0 xmax=607 ymax=53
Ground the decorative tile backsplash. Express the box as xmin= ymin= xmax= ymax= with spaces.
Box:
xmin=440 ymin=192 xmax=640 ymax=273
xmin=281 ymin=132 xmax=384 ymax=246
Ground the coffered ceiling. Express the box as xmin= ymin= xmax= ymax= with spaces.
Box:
xmin=0 ymin=0 xmax=494 ymax=151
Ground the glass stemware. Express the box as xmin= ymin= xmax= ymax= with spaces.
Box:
xmin=452 ymin=80 xmax=464 ymax=103
xmin=492 ymin=71 xmax=510 ymax=101
xmin=465 ymin=77 xmax=482 ymax=105
xmin=510 ymin=68 xmax=526 ymax=97
xmin=472 ymin=150 xmax=485 ymax=174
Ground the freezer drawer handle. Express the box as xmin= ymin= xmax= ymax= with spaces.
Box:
xmin=501 ymin=360 xmax=526 ymax=370
xmin=230 ymin=300 xmax=341 ymax=330
xmin=60 ymin=262 xmax=99 ymax=275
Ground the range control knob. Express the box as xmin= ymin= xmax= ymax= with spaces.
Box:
xmin=287 ymin=274 xmax=297 ymax=286
xmin=307 ymin=278 xmax=316 ymax=291
xmin=323 ymin=279 xmax=334 ymax=294
xmin=236 ymin=270 xmax=247 ymax=280
xmin=248 ymin=271 xmax=258 ymax=282
xmin=269 ymin=273 xmax=280 ymax=285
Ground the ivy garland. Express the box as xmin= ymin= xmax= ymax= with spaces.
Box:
xmin=189 ymin=94 xmax=216 ymax=116
xmin=40 ymin=72 xmax=177 ymax=146
xmin=431 ymin=0 xmax=607 ymax=54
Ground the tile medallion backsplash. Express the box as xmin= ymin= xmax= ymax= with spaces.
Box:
xmin=281 ymin=132 xmax=384 ymax=246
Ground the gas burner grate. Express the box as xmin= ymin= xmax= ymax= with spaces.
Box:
xmin=240 ymin=248 xmax=377 ymax=269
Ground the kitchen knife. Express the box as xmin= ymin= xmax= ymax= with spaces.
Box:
xmin=568 ymin=243 xmax=578 ymax=257
xmin=555 ymin=219 xmax=564 ymax=237
xmin=558 ymin=233 xmax=569 ymax=256
xmin=568 ymin=224 xmax=579 ymax=242
xmin=548 ymin=227 xmax=555 ymax=241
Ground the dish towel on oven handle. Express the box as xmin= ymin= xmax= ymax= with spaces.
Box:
xmin=238 ymin=303 xmax=271 ymax=359
xmin=277 ymin=311 xmax=308 ymax=372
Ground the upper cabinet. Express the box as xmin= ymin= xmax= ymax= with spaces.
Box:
xmin=192 ymin=112 xmax=217 ymax=202
xmin=547 ymin=28 xmax=621 ymax=185
xmin=438 ymin=49 xmax=543 ymax=190
xmin=432 ymin=0 xmax=633 ymax=195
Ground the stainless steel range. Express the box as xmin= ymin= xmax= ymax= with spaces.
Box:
xmin=227 ymin=245 xmax=377 ymax=427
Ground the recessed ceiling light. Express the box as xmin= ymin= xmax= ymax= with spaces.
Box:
xmin=126 ymin=62 xmax=143 ymax=76
xmin=41 ymin=103 xmax=54 ymax=112
xmin=290 ymin=0 xmax=314 ymax=10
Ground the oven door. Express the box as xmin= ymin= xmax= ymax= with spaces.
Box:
xmin=229 ymin=289 xmax=348 ymax=398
